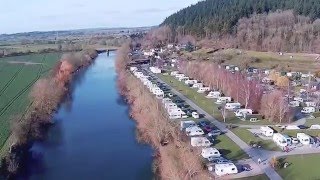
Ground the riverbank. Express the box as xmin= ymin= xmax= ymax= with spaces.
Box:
xmin=0 ymin=49 xmax=98 ymax=178
xmin=116 ymin=44 xmax=209 ymax=179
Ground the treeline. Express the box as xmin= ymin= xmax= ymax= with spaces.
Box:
xmin=178 ymin=60 xmax=293 ymax=123
xmin=2 ymin=49 xmax=98 ymax=177
xmin=116 ymin=44 xmax=208 ymax=179
xmin=162 ymin=0 xmax=320 ymax=36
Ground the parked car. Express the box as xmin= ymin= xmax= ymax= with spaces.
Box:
xmin=208 ymin=157 xmax=231 ymax=164
xmin=192 ymin=112 xmax=200 ymax=119
xmin=208 ymin=129 xmax=221 ymax=137
xmin=167 ymin=93 xmax=173 ymax=97
xmin=202 ymin=125 xmax=213 ymax=133
xmin=198 ymin=120 xmax=210 ymax=127
xmin=291 ymin=137 xmax=299 ymax=144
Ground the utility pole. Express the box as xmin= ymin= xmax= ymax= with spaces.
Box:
xmin=307 ymin=71 xmax=311 ymax=101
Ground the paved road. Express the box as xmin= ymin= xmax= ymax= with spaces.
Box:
xmin=152 ymin=72 xmax=283 ymax=180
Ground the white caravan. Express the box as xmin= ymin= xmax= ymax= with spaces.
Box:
xmin=178 ymin=76 xmax=189 ymax=82
xmin=190 ymin=137 xmax=212 ymax=147
xmin=305 ymin=102 xmax=316 ymax=107
xmin=235 ymin=109 xmax=253 ymax=117
xmin=149 ymin=66 xmax=161 ymax=74
xmin=168 ymin=111 xmax=182 ymax=119
xmin=289 ymin=101 xmax=300 ymax=107
xmin=286 ymin=125 xmax=300 ymax=130
xmin=201 ymin=147 xmax=221 ymax=159
xmin=273 ymin=133 xmax=290 ymax=147
xmin=192 ymin=83 xmax=203 ymax=89
xmin=260 ymin=126 xmax=274 ymax=137
xmin=225 ymin=103 xmax=241 ymax=110
xmin=310 ymin=124 xmax=320 ymax=130
xmin=197 ymin=87 xmax=210 ymax=93
xmin=162 ymin=98 xmax=172 ymax=104
xmin=206 ymin=91 xmax=221 ymax=99
xmin=185 ymin=79 xmax=197 ymax=85
xmin=175 ymin=73 xmax=185 ymax=79
xmin=180 ymin=120 xmax=197 ymax=131
xmin=170 ymin=71 xmax=178 ymax=76
xmin=294 ymin=97 xmax=304 ymax=103
xmin=301 ymin=107 xmax=315 ymax=114
xmin=215 ymin=163 xmax=238 ymax=176
xmin=297 ymin=133 xmax=311 ymax=145
xmin=186 ymin=126 xmax=204 ymax=136
xmin=216 ymin=97 xmax=232 ymax=104
xmin=164 ymin=102 xmax=177 ymax=110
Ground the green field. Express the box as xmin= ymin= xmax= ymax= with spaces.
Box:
xmin=0 ymin=53 xmax=61 ymax=155
xmin=277 ymin=154 xmax=320 ymax=180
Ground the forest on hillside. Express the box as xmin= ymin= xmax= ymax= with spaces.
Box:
xmin=162 ymin=0 xmax=320 ymax=36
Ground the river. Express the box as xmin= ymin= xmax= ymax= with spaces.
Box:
xmin=20 ymin=52 xmax=153 ymax=180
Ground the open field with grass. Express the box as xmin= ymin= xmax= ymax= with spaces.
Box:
xmin=277 ymin=154 xmax=320 ymax=180
xmin=184 ymin=48 xmax=320 ymax=73
xmin=0 ymin=53 xmax=61 ymax=156
xmin=235 ymin=174 xmax=269 ymax=180
xmin=232 ymin=127 xmax=281 ymax=151
xmin=157 ymin=74 xmax=271 ymax=125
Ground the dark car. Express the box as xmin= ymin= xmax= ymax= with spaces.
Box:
xmin=198 ymin=120 xmax=210 ymax=127
xmin=202 ymin=125 xmax=213 ymax=133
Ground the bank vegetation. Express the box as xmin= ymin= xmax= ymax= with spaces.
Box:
xmin=116 ymin=44 xmax=209 ymax=179
xmin=1 ymin=49 xmax=98 ymax=177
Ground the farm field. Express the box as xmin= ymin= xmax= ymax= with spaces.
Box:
xmin=0 ymin=52 xmax=61 ymax=156
xmin=183 ymin=48 xmax=320 ymax=73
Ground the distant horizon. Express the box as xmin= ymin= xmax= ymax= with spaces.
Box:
xmin=0 ymin=25 xmax=155 ymax=36
xmin=0 ymin=0 xmax=200 ymax=34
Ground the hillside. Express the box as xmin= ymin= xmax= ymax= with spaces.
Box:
xmin=162 ymin=0 xmax=320 ymax=36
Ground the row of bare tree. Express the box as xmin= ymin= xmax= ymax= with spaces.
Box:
xmin=116 ymin=44 xmax=209 ymax=179
xmin=5 ymin=49 xmax=98 ymax=176
xmin=177 ymin=60 xmax=293 ymax=123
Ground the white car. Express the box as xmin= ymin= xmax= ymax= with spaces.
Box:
xmin=291 ymin=137 xmax=299 ymax=144
xmin=192 ymin=112 xmax=200 ymax=119
xmin=208 ymin=129 xmax=221 ymax=137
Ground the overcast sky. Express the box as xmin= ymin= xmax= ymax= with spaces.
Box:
xmin=0 ymin=0 xmax=200 ymax=34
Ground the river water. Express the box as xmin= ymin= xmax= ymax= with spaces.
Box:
xmin=20 ymin=52 xmax=153 ymax=180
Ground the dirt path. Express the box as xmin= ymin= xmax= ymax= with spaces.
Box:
xmin=6 ymin=61 xmax=43 ymax=65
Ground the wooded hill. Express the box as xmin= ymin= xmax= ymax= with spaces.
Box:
xmin=162 ymin=0 xmax=320 ymax=36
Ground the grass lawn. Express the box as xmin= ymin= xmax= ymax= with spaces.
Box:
xmin=232 ymin=127 xmax=280 ymax=151
xmin=0 ymin=53 xmax=61 ymax=156
xmin=277 ymin=154 xmax=320 ymax=180
xmin=157 ymin=73 xmax=271 ymax=125
xmin=235 ymin=174 xmax=269 ymax=180
xmin=304 ymin=117 xmax=320 ymax=127
xmin=272 ymin=126 xmax=320 ymax=137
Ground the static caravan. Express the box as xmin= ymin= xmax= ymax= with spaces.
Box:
xmin=168 ymin=111 xmax=182 ymax=119
xmin=186 ymin=126 xmax=204 ymax=136
xmin=216 ymin=97 xmax=232 ymax=104
xmin=180 ymin=120 xmax=196 ymax=131
xmin=305 ymin=102 xmax=316 ymax=107
xmin=301 ymin=107 xmax=315 ymax=114
xmin=201 ymin=147 xmax=221 ymax=159
xmin=273 ymin=133 xmax=290 ymax=147
xmin=170 ymin=71 xmax=178 ymax=76
xmin=197 ymin=87 xmax=210 ymax=93
xmin=165 ymin=102 xmax=177 ymax=110
xmin=225 ymin=103 xmax=241 ymax=110
xmin=162 ymin=98 xmax=172 ymax=104
xmin=178 ymin=76 xmax=189 ymax=82
xmin=297 ymin=133 xmax=311 ymax=145
xmin=190 ymin=137 xmax=212 ymax=147
xmin=185 ymin=79 xmax=197 ymax=85
xmin=215 ymin=163 xmax=238 ymax=176
xmin=260 ymin=126 xmax=274 ymax=137
xmin=206 ymin=91 xmax=221 ymax=99
xmin=289 ymin=101 xmax=300 ymax=107
xmin=235 ymin=109 xmax=253 ymax=117
xmin=310 ymin=124 xmax=320 ymax=130
xmin=192 ymin=83 xmax=203 ymax=89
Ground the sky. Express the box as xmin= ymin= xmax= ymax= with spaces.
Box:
xmin=0 ymin=0 xmax=200 ymax=34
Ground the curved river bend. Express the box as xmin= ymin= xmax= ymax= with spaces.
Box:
xmin=21 ymin=52 xmax=153 ymax=180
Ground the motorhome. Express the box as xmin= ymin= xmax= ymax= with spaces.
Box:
xmin=260 ymin=126 xmax=274 ymax=137
xmin=216 ymin=97 xmax=232 ymax=104
xmin=201 ymin=147 xmax=221 ymax=159
xmin=301 ymin=107 xmax=315 ymax=114
xmin=190 ymin=137 xmax=212 ymax=147
xmin=297 ymin=133 xmax=311 ymax=145
xmin=215 ymin=163 xmax=238 ymax=176
xmin=206 ymin=91 xmax=221 ymax=99
xmin=305 ymin=102 xmax=316 ymax=107
xmin=235 ymin=109 xmax=253 ymax=117
xmin=192 ymin=83 xmax=203 ymax=89
xmin=180 ymin=120 xmax=197 ymax=131
xmin=225 ymin=103 xmax=241 ymax=110
xmin=186 ymin=126 xmax=204 ymax=136
xmin=273 ymin=133 xmax=290 ymax=147
xmin=197 ymin=87 xmax=210 ymax=93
